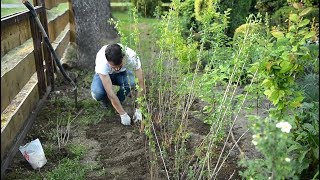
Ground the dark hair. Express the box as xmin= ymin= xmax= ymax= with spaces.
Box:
xmin=105 ymin=44 xmax=124 ymax=65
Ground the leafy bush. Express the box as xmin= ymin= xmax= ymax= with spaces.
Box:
xmin=271 ymin=6 xmax=297 ymax=26
xmin=240 ymin=7 xmax=319 ymax=179
xmin=220 ymin=0 xmax=257 ymax=37
xmin=297 ymin=73 xmax=319 ymax=103
xmin=255 ymin=0 xmax=287 ymax=12
xmin=292 ymin=102 xmax=319 ymax=177
xmin=287 ymin=0 xmax=320 ymax=7
xmin=233 ymin=23 xmax=264 ymax=39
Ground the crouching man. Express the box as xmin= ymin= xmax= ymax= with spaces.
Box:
xmin=91 ymin=43 xmax=145 ymax=125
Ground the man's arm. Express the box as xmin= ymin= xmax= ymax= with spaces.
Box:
xmin=135 ymin=68 xmax=145 ymax=108
xmin=98 ymin=73 xmax=126 ymax=115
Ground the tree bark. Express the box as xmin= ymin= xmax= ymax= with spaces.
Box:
xmin=71 ymin=0 xmax=119 ymax=69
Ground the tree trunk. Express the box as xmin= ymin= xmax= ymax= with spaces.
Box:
xmin=71 ymin=0 xmax=119 ymax=69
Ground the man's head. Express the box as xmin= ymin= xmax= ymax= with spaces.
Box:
xmin=105 ymin=44 xmax=124 ymax=71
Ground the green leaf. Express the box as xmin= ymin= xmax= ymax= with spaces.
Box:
xmin=272 ymin=65 xmax=281 ymax=70
xmin=289 ymin=24 xmax=297 ymax=32
xmin=290 ymin=95 xmax=304 ymax=107
xmin=299 ymin=46 xmax=309 ymax=52
xmin=289 ymin=14 xmax=299 ymax=23
xmin=296 ymin=132 xmax=307 ymax=141
xmin=270 ymin=90 xmax=281 ymax=105
xmin=271 ymin=31 xmax=284 ymax=39
xmin=292 ymin=45 xmax=298 ymax=52
xmin=304 ymin=31 xmax=316 ymax=39
xmin=264 ymin=89 xmax=272 ymax=97
xmin=280 ymin=60 xmax=293 ymax=73
xmin=298 ymin=19 xmax=310 ymax=27
xmin=290 ymin=101 xmax=302 ymax=108
xmin=262 ymin=79 xmax=272 ymax=87
xmin=288 ymin=144 xmax=302 ymax=152
xmin=303 ymin=123 xmax=315 ymax=133
xmin=313 ymin=147 xmax=319 ymax=159
xmin=299 ymin=7 xmax=313 ymax=16
xmin=298 ymin=29 xmax=308 ymax=35
xmin=299 ymin=150 xmax=309 ymax=163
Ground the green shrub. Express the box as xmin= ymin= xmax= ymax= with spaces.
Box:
xmin=271 ymin=6 xmax=297 ymax=26
xmin=220 ymin=0 xmax=257 ymax=37
xmin=233 ymin=23 xmax=264 ymax=39
xmin=292 ymin=101 xmax=319 ymax=178
xmin=255 ymin=0 xmax=287 ymax=12
xmin=297 ymin=73 xmax=319 ymax=103
xmin=287 ymin=0 xmax=319 ymax=7
xmin=304 ymin=7 xmax=319 ymax=23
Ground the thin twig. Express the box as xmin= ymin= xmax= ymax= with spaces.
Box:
xmin=151 ymin=119 xmax=170 ymax=180
xmin=212 ymin=129 xmax=249 ymax=179
xmin=230 ymin=130 xmax=244 ymax=155
xmin=66 ymin=109 xmax=84 ymax=144
xmin=228 ymin=170 xmax=236 ymax=180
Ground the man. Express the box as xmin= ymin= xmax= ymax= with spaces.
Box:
xmin=91 ymin=43 xmax=145 ymax=125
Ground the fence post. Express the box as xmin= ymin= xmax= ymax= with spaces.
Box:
xmin=68 ymin=0 xmax=76 ymax=42
xmin=33 ymin=0 xmax=55 ymax=91
xmin=29 ymin=13 xmax=46 ymax=97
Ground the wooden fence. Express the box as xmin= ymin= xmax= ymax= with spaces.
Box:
xmin=1 ymin=0 xmax=74 ymax=177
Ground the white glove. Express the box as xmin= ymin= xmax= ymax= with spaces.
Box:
xmin=120 ymin=113 xmax=131 ymax=125
xmin=133 ymin=108 xmax=142 ymax=123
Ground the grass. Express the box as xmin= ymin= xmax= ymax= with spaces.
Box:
xmin=1 ymin=0 xmax=32 ymax=17
xmin=67 ymin=144 xmax=88 ymax=159
xmin=47 ymin=2 xmax=69 ymax=21
xmin=46 ymin=158 xmax=88 ymax=180
xmin=112 ymin=10 xmax=161 ymax=67
xmin=1 ymin=1 xmax=68 ymax=19
xmin=1 ymin=8 xmax=28 ymax=17
xmin=2 ymin=0 xmax=21 ymax=3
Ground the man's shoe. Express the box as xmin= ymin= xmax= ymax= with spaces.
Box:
xmin=101 ymin=101 xmax=110 ymax=109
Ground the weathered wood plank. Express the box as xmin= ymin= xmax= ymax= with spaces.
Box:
xmin=47 ymin=9 xmax=69 ymax=43
xmin=1 ymin=6 xmax=42 ymax=27
xmin=52 ymin=23 xmax=70 ymax=60
xmin=1 ymin=7 xmax=43 ymax=58
xmin=1 ymin=19 xmax=31 ymax=59
xmin=1 ymin=40 xmax=35 ymax=114
xmin=1 ymin=73 xmax=39 ymax=161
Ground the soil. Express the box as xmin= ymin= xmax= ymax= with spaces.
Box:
xmin=3 ymin=68 xmax=261 ymax=180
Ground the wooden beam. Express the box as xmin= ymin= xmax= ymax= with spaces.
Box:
xmin=47 ymin=10 xmax=69 ymax=43
xmin=1 ymin=18 xmax=31 ymax=58
xmin=1 ymin=73 xmax=40 ymax=161
xmin=1 ymin=40 xmax=35 ymax=114
xmin=1 ymin=6 xmax=42 ymax=28
xmin=68 ymin=0 xmax=75 ymax=43
xmin=29 ymin=13 xmax=46 ymax=97
xmin=52 ymin=24 xmax=70 ymax=60
xmin=36 ymin=0 xmax=55 ymax=90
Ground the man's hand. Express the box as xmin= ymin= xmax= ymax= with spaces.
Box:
xmin=120 ymin=113 xmax=131 ymax=125
xmin=133 ymin=109 xmax=142 ymax=122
